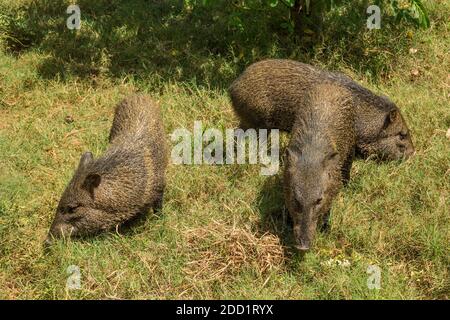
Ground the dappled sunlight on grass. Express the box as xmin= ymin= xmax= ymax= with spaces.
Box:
xmin=0 ymin=0 xmax=448 ymax=299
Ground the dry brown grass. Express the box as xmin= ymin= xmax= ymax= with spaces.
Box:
xmin=182 ymin=220 xmax=286 ymax=282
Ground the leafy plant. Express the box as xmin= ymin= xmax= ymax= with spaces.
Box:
xmin=184 ymin=0 xmax=431 ymax=35
xmin=390 ymin=0 xmax=430 ymax=28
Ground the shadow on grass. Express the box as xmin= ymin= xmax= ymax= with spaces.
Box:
xmin=42 ymin=207 xmax=162 ymax=252
xmin=2 ymin=0 xmax=415 ymax=89
xmin=255 ymin=173 xmax=303 ymax=261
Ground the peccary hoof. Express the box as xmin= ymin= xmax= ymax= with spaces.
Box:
xmin=320 ymin=220 xmax=330 ymax=232
xmin=43 ymin=237 xmax=54 ymax=252
xmin=295 ymin=245 xmax=310 ymax=252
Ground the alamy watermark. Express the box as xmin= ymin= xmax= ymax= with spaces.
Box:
xmin=367 ymin=5 xmax=381 ymax=30
xmin=66 ymin=5 xmax=81 ymax=30
xmin=367 ymin=265 xmax=381 ymax=290
xmin=170 ymin=121 xmax=280 ymax=176
xmin=67 ymin=4 xmax=381 ymax=31
xmin=66 ymin=265 xmax=81 ymax=290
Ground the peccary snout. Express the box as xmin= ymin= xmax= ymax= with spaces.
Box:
xmin=46 ymin=217 xmax=75 ymax=243
xmin=292 ymin=203 xmax=321 ymax=252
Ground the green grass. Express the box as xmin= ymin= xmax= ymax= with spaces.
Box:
xmin=0 ymin=0 xmax=448 ymax=299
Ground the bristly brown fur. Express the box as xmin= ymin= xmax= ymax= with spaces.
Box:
xmin=229 ymin=59 xmax=414 ymax=161
xmin=284 ymin=83 xmax=356 ymax=250
xmin=47 ymin=94 xmax=168 ymax=240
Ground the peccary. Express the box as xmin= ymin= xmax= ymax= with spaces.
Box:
xmin=284 ymin=83 xmax=356 ymax=251
xmin=46 ymin=94 xmax=167 ymax=242
xmin=229 ymin=59 xmax=414 ymax=160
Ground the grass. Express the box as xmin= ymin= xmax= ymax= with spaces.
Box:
xmin=0 ymin=0 xmax=449 ymax=299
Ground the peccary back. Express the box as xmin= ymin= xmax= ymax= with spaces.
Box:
xmin=229 ymin=59 xmax=414 ymax=160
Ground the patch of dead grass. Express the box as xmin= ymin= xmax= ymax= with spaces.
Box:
xmin=182 ymin=220 xmax=285 ymax=282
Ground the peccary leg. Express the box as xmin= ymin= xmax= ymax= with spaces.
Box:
xmin=320 ymin=210 xmax=331 ymax=232
xmin=153 ymin=190 xmax=164 ymax=214
xmin=341 ymin=148 xmax=355 ymax=186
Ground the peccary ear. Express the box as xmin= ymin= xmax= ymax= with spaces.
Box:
xmin=389 ymin=109 xmax=398 ymax=123
xmin=78 ymin=152 xmax=94 ymax=169
xmin=82 ymin=173 xmax=101 ymax=199
xmin=382 ymin=109 xmax=398 ymax=129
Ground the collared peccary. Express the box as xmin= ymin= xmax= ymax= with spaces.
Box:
xmin=229 ymin=59 xmax=414 ymax=160
xmin=46 ymin=94 xmax=168 ymax=243
xmin=284 ymin=83 xmax=356 ymax=251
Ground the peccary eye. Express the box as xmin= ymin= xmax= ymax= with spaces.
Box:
xmin=66 ymin=205 xmax=80 ymax=214
xmin=328 ymin=152 xmax=338 ymax=161
xmin=293 ymin=196 xmax=303 ymax=211
xmin=399 ymin=132 xmax=408 ymax=140
xmin=315 ymin=198 xmax=323 ymax=206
